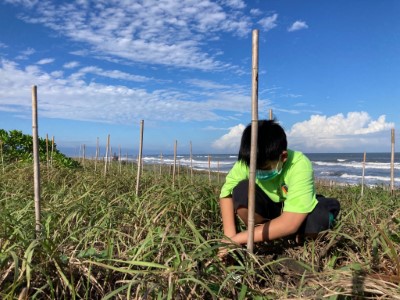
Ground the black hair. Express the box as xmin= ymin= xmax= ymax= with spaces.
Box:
xmin=238 ymin=119 xmax=287 ymax=168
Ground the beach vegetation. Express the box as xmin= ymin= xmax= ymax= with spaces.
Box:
xmin=0 ymin=129 xmax=79 ymax=168
xmin=0 ymin=160 xmax=399 ymax=299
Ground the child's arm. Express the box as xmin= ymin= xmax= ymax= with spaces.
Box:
xmin=219 ymin=197 xmax=237 ymax=238
xmin=227 ymin=211 xmax=308 ymax=245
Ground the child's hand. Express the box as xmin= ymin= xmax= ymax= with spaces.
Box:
xmin=217 ymin=245 xmax=228 ymax=260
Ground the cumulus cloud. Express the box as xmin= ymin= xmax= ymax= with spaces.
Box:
xmin=36 ymin=58 xmax=55 ymax=65
xmin=250 ymin=8 xmax=262 ymax=16
xmin=258 ymin=13 xmax=278 ymax=32
xmin=15 ymin=47 xmax=35 ymax=60
xmin=63 ymin=61 xmax=80 ymax=69
xmin=212 ymin=124 xmax=245 ymax=151
xmin=288 ymin=20 xmax=308 ymax=32
xmin=287 ymin=112 xmax=395 ymax=152
xmin=11 ymin=0 xmax=252 ymax=70
xmin=0 ymin=59 xmax=261 ymax=124
xmin=76 ymin=66 xmax=152 ymax=83
xmin=223 ymin=0 xmax=246 ymax=9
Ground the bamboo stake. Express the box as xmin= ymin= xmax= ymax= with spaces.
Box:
xmin=0 ymin=140 xmax=4 ymax=173
xmin=208 ymin=155 xmax=211 ymax=184
xmin=247 ymin=29 xmax=259 ymax=253
xmin=217 ymin=161 xmax=220 ymax=184
xmin=269 ymin=109 xmax=273 ymax=120
xmin=361 ymin=152 xmax=366 ymax=197
xmin=136 ymin=120 xmax=144 ymax=196
xmin=119 ymin=144 xmax=122 ymax=174
xmin=32 ymin=85 xmax=41 ymax=238
xmin=172 ymin=140 xmax=177 ymax=188
xmin=45 ymin=134 xmax=49 ymax=169
xmin=104 ymin=134 xmax=110 ymax=177
xmin=160 ymin=152 xmax=163 ymax=176
xmin=82 ymin=144 xmax=86 ymax=167
xmin=190 ymin=141 xmax=193 ymax=183
xmin=50 ymin=136 xmax=54 ymax=167
xmin=390 ymin=128 xmax=395 ymax=195
xmin=95 ymin=137 xmax=99 ymax=171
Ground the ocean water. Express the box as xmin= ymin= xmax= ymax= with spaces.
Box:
xmin=138 ymin=152 xmax=399 ymax=187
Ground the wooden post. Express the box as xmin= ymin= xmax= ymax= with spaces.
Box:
xmin=217 ymin=161 xmax=220 ymax=184
xmin=0 ymin=139 xmax=4 ymax=173
xmin=172 ymin=140 xmax=177 ymax=188
xmin=390 ymin=128 xmax=395 ymax=195
xmin=45 ymin=134 xmax=49 ymax=169
xmin=136 ymin=120 xmax=144 ymax=196
xmin=50 ymin=136 xmax=54 ymax=167
xmin=160 ymin=152 xmax=163 ymax=176
xmin=95 ymin=137 xmax=99 ymax=171
xmin=269 ymin=109 xmax=273 ymax=120
xmin=361 ymin=152 xmax=366 ymax=197
xmin=190 ymin=141 xmax=193 ymax=184
xmin=82 ymin=144 xmax=86 ymax=167
xmin=247 ymin=29 xmax=259 ymax=253
xmin=119 ymin=144 xmax=122 ymax=174
xmin=32 ymin=85 xmax=41 ymax=238
xmin=104 ymin=134 xmax=110 ymax=177
xmin=208 ymin=155 xmax=211 ymax=184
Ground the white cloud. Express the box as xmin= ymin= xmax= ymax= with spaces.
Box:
xmin=0 ymin=42 xmax=8 ymax=48
xmin=212 ymin=124 xmax=245 ymax=150
xmin=258 ymin=13 xmax=278 ymax=32
xmin=186 ymin=79 xmax=230 ymax=90
xmin=63 ymin=61 xmax=80 ymax=69
xmin=223 ymin=0 xmax=246 ymax=9
xmin=288 ymin=20 xmax=308 ymax=32
xmin=287 ymin=112 xmax=395 ymax=152
xmin=15 ymin=47 xmax=35 ymax=60
xmin=250 ymin=9 xmax=262 ymax=16
xmin=0 ymin=59 xmax=260 ymax=124
xmin=12 ymin=0 xmax=252 ymax=70
xmin=76 ymin=66 xmax=152 ymax=83
xmin=36 ymin=58 xmax=55 ymax=65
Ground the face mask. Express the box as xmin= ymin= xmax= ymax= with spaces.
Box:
xmin=256 ymin=158 xmax=283 ymax=181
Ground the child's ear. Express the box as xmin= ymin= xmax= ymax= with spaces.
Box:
xmin=281 ymin=151 xmax=288 ymax=162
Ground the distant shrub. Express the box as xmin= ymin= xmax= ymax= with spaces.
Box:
xmin=0 ymin=129 xmax=80 ymax=168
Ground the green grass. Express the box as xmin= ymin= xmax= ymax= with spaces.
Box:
xmin=0 ymin=161 xmax=399 ymax=299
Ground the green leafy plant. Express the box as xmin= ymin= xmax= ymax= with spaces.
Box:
xmin=0 ymin=129 xmax=79 ymax=168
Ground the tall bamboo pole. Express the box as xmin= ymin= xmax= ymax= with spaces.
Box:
xmin=247 ymin=29 xmax=259 ymax=253
xmin=119 ymin=144 xmax=122 ymax=174
xmin=136 ymin=120 xmax=144 ymax=196
xmin=0 ymin=140 xmax=4 ymax=173
xmin=160 ymin=152 xmax=163 ymax=175
xmin=82 ymin=144 xmax=86 ymax=167
xmin=390 ymin=128 xmax=395 ymax=195
xmin=45 ymin=134 xmax=49 ymax=169
xmin=104 ymin=134 xmax=110 ymax=177
xmin=95 ymin=137 xmax=99 ymax=171
xmin=208 ymin=155 xmax=211 ymax=184
xmin=172 ymin=140 xmax=177 ymax=188
xmin=50 ymin=136 xmax=54 ymax=167
xmin=361 ymin=152 xmax=366 ymax=197
xmin=32 ymin=85 xmax=41 ymax=238
xmin=190 ymin=141 xmax=193 ymax=183
xmin=217 ymin=161 xmax=220 ymax=184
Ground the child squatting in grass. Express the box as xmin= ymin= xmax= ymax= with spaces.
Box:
xmin=219 ymin=120 xmax=340 ymax=255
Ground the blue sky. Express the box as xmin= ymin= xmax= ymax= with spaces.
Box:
xmin=0 ymin=0 xmax=399 ymax=155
